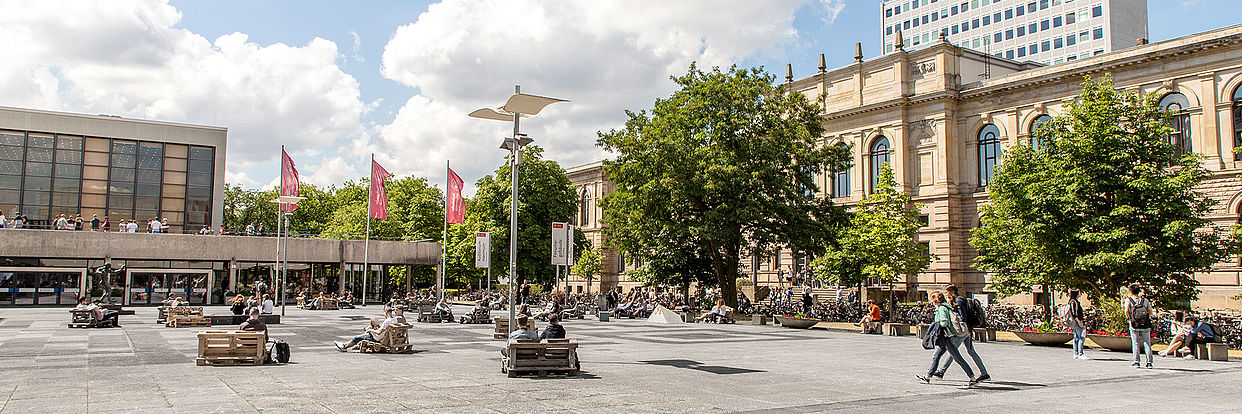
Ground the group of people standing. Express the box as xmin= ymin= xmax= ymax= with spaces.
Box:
xmin=10 ymin=212 xmax=171 ymax=233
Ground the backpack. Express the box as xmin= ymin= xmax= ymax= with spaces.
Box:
xmin=947 ymin=304 xmax=970 ymax=336
xmin=271 ymin=340 xmax=290 ymax=363
xmin=1128 ymin=297 xmax=1152 ymax=329
xmin=965 ymin=297 xmax=988 ymax=329
xmin=1058 ymin=304 xmax=1073 ymax=325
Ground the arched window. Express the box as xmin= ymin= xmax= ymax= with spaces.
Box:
xmin=1232 ymin=86 xmax=1242 ymax=159
xmin=1030 ymin=114 xmax=1052 ymax=150
xmin=1160 ymin=92 xmax=1192 ymax=155
xmin=869 ymin=137 xmax=891 ymax=194
xmin=832 ymin=143 xmax=851 ymax=197
xmin=578 ymin=188 xmax=590 ymax=227
xmin=978 ymin=124 xmax=1001 ymax=187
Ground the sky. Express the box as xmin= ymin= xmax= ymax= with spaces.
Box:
xmin=0 ymin=0 xmax=1236 ymax=196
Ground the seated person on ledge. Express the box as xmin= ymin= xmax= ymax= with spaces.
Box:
xmin=260 ymin=294 xmax=275 ymax=314
xmin=516 ymin=304 xmax=532 ymax=318
xmin=697 ymin=299 xmax=731 ymax=322
xmin=162 ymin=294 xmax=184 ymax=307
xmin=502 ymin=316 xmax=540 ymax=357
xmin=540 ymin=314 xmax=566 ymax=340
xmin=229 ymin=295 xmax=247 ymax=315
xmin=1184 ymin=316 xmax=1218 ymax=358
xmin=74 ymin=297 xmax=121 ymax=327
xmin=1160 ymin=311 xmax=1190 ymax=357
xmin=434 ymin=298 xmax=453 ymax=321
xmin=856 ymin=300 xmax=882 ymax=333
xmin=335 ymin=307 xmax=405 ymax=351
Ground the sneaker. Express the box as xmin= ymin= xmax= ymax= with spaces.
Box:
xmin=1131 ymin=362 xmax=1141 ymax=368
xmin=1077 ymin=355 xmax=1091 ymax=360
xmin=1146 ymin=363 xmax=1153 ymax=369
xmin=1158 ymin=350 xmax=1168 ymax=357
xmin=1183 ymin=354 xmax=1196 ymax=360
xmin=965 ymin=378 xmax=980 ymax=388
xmin=334 ymin=342 xmax=346 ymax=352
xmin=975 ymin=374 xmax=991 ymax=382
xmin=931 ymin=372 xmax=945 ymax=380
xmin=915 ymin=375 xmax=931 ymax=384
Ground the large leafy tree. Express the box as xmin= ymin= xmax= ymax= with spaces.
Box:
xmin=569 ymin=247 xmax=604 ymax=294
xmin=971 ymin=76 xmax=1236 ymax=304
xmin=319 ymin=176 xmax=443 ymax=242
xmin=472 ymin=146 xmax=585 ymax=288
xmin=598 ymin=63 xmax=850 ymax=307
xmin=813 ymin=164 xmax=930 ymax=314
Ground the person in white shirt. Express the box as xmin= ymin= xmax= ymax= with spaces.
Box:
xmin=148 ymin=219 xmax=159 ymax=233
xmin=260 ymin=294 xmax=275 ymax=314
xmin=0 ymin=212 xmax=6 ymax=228
xmin=126 ymin=220 xmax=138 ymax=233
xmin=336 ymin=307 xmax=406 ymax=351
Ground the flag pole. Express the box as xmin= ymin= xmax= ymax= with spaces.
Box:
xmin=275 ymin=145 xmax=284 ymax=308
xmin=362 ymin=154 xmax=372 ymax=307
xmin=439 ymin=160 xmax=449 ymax=302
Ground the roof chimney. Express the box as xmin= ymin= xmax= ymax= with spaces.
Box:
xmin=819 ymin=53 xmax=827 ymax=72
xmin=1136 ymin=38 xmax=1148 ymax=45
xmin=854 ymin=43 xmax=863 ymax=63
xmin=786 ymin=63 xmax=793 ymax=84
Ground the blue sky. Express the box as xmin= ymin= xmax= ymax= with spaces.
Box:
xmin=2 ymin=0 xmax=1237 ymax=195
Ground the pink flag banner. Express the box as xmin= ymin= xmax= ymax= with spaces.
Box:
xmin=446 ymin=167 xmax=465 ymax=224
xmin=280 ymin=149 xmax=300 ymax=212
xmin=370 ymin=160 xmax=390 ymax=219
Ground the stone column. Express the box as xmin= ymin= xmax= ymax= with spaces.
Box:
xmin=1197 ymin=74 xmax=1224 ymax=169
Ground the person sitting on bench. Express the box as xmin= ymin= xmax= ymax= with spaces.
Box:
xmin=1184 ymin=316 xmax=1218 ymax=359
xmin=434 ymin=298 xmax=454 ymax=322
xmin=260 ymin=294 xmax=275 ymax=314
xmin=535 ymin=301 xmax=562 ymax=321
xmin=517 ymin=304 xmax=532 ymax=318
xmin=239 ymin=307 xmax=268 ymax=335
xmin=540 ymin=314 xmax=566 ymax=340
xmin=1160 ymin=311 xmax=1190 ymax=357
xmin=501 ymin=316 xmax=540 ymax=357
xmin=229 ymin=295 xmax=247 ymax=315
xmin=73 ymin=297 xmax=120 ymax=327
xmin=335 ymin=307 xmax=405 ymax=351
xmin=163 ymin=294 xmax=185 ymax=307
xmin=697 ymin=299 xmax=731 ymax=322
xmin=856 ymin=300 xmax=882 ymax=333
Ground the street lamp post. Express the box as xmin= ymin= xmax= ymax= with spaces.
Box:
xmin=469 ymin=85 xmax=567 ymax=333
xmin=270 ymin=195 xmax=303 ymax=316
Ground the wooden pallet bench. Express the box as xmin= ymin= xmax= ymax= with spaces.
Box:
xmin=167 ymin=315 xmax=212 ymax=328
xmin=418 ymin=304 xmax=447 ymax=323
xmin=159 ymin=306 xmax=204 ymax=323
xmin=68 ymin=310 xmax=112 ymax=328
xmin=459 ymin=308 xmax=491 ymax=324
xmin=502 ymin=339 xmax=580 ymax=378
xmin=196 ymin=331 xmax=267 ymax=366
xmin=320 ymin=298 xmax=339 ymax=310
xmin=358 ymin=323 xmax=413 ymax=353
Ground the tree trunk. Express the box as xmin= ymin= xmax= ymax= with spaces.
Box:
xmin=707 ymin=238 xmax=741 ymax=308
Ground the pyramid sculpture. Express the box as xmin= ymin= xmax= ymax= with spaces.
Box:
xmin=647 ymin=305 xmax=684 ymax=324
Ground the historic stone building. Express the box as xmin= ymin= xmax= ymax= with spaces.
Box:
xmin=567 ymin=23 xmax=1242 ymax=309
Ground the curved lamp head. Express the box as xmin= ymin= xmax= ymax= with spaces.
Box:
xmin=468 ymin=107 xmax=515 ymax=122
xmin=503 ymin=93 xmax=568 ymax=116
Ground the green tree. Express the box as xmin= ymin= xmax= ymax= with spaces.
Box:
xmin=814 ymin=164 xmax=930 ymax=316
xmin=319 ymin=176 xmax=443 ymax=242
xmin=472 ymin=146 xmax=585 ymax=288
xmin=971 ymin=76 xmax=1236 ymax=305
xmin=570 ymin=247 xmax=604 ymax=294
xmin=598 ymin=63 xmax=850 ymax=307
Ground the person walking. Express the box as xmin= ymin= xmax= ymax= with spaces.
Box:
xmin=933 ymin=285 xmax=991 ymax=382
xmin=918 ymin=291 xmax=979 ymax=388
xmin=1066 ymin=289 xmax=1089 ymax=360
xmin=1124 ymin=284 xmax=1154 ymax=368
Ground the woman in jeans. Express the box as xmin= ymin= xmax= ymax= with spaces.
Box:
xmin=1068 ymin=289 xmax=1088 ymax=360
xmin=918 ymin=292 xmax=979 ymax=387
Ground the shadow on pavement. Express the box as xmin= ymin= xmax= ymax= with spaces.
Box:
xmin=639 ymin=359 xmax=765 ymax=375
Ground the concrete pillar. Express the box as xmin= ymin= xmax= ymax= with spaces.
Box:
xmin=337 ymin=260 xmax=346 ymax=295
xmin=228 ymin=258 xmax=237 ymax=296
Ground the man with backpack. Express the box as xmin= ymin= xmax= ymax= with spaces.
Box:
xmin=933 ymin=285 xmax=990 ymax=382
xmin=1124 ymin=284 xmax=1154 ymax=368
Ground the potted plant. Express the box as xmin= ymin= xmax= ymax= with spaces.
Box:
xmin=1013 ymin=320 xmax=1073 ymax=346
xmin=775 ymin=313 xmax=821 ymax=329
xmin=1086 ymin=299 xmax=1132 ymax=352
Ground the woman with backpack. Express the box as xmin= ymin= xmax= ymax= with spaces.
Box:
xmin=1123 ymin=284 xmax=1154 ymax=368
xmin=918 ymin=291 xmax=980 ymax=388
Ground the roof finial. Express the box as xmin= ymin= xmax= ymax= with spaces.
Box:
xmin=854 ymin=43 xmax=863 ymax=62
xmin=818 ymin=53 xmax=827 ymax=72
xmin=939 ymin=29 xmax=948 ymax=42
xmin=785 ymin=63 xmax=793 ymax=83
xmin=895 ymin=29 xmax=905 ymax=51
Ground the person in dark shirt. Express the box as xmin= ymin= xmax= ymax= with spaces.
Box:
xmin=1185 ymin=316 xmax=1218 ymax=354
xmin=540 ymin=313 xmax=566 ymax=340
xmin=239 ymin=308 xmax=267 ymax=334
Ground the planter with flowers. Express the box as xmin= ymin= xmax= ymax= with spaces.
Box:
xmin=1086 ymin=331 xmax=1133 ymax=352
xmin=775 ymin=313 xmax=822 ymax=329
xmin=1086 ymin=298 xmax=1133 ymax=352
xmin=1013 ymin=321 xmax=1073 ymax=346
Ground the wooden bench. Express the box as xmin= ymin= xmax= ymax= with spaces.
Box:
xmin=885 ymin=323 xmax=911 ymax=336
xmin=296 ymin=296 xmax=307 ymax=309
xmin=159 ymin=306 xmax=204 ymax=323
xmin=418 ymin=304 xmax=446 ymax=323
xmin=196 ymin=331 xmax=267 ymax=366
xmin=359 ymin=322 xmax=413 ymax=353
xmin=1195 ymin=342 xmax=1230 ymax=361
xmin=916 ymin=324 xmax=931 ymax=339
xmin=459 ymin=308 xmax=491 ymax=324
xmin=167 ymin=315 xmax=212 ymax=328
xmin=320 ymin=297 xmax=339 ymax=310
xmin=68 ymin=310 xmax=112 ymax=328
xmin=752 ymin=315 xmax=768 ymax=325
xmin=494 ymin=317 xmax=511 ymax=339
xmin=972 ymin=328 xmax=997 ymax=342
xmin=501 ymin=339 xmax=580 ymax=377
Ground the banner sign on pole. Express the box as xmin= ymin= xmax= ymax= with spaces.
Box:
xmin=566 ymin=224 xmax=575 ymax=267
xmin=475 ymin=232 xmax=491 ymax=268
xmin=551 ymin=222 xmax=568 ymax=265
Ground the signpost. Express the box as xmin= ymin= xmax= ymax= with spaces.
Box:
xmin=475 ymin=232 xmax=491 ymax=291
xmin=551 ymin=222 xmax=575 ymax=293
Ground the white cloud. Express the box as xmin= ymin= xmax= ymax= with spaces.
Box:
xmin=377 ymin=0 xmax=809 ymax=195
xmin=0 ymin=0 xmax=365 ymax=187
xmin=817 ymin=0 xmax=847 ymax=25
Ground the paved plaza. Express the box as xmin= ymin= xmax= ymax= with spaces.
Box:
xmin=1 ymin=306 xmax=1240 ymax=413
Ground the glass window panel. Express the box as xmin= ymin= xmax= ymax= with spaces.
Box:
xmin=106 ymin=209 xmax=132 ymax=220
xmin=53 ymin=192 xmax=79 ymax=207
xmin=28 ymin=135 xmax=54 ymax=148
xmin=81 ymin=207 xmax=105 ymax=218
xmin=135 ymin=196 xmax=159 ymax=210
xmin=186 ymin=199 xmax=209 ymax=213
xmin=0 ymin=174 xmax=20 ymax=190
xmin=107 ymin=196 xmax=133 ymax=210
xmin=189 ymin=147 xmax=213 ymax=160
xmin=27 ymin=148 xmax=53 ymax=163
xmin=81 ymin=194 xmax=106 ymax=208
xmin=82 ymin=180 xmax=108 ymax=194
xmin=163 ymin=171 xmax=185 ymax=185
xmin=83 ymin=166 xmax=108 ymax=180
xmin=188 ymin=159 xmax=212 ymax=173
xmin=55 ymin=149 xmax=83 ymax=164
xmin=109 ymin=182 xmax=134 ymax=195
xmin=0 ymin=160 xmax=21 ymax=175
xmin=111 ymin=153 xmax=135 ymax=168
xmin=0 ymin=131 xmax=23 ymax=146
xmin=136 ymin=184 xmax=160 ymax=197
xmin=187 ymin=172 xmax=212 ymax=186
xmin=162 ymin=211 xmax=183 ymax=223
xmin=23 ymin=190 xmax=51 ymax=205
xmin=0 ymin=190 xmax=18 ymax=205
xmin=0 ymin=145 xmax=23 ymax=160
xmin=185 ymin=211 xmax=208 ymax=225
xmin=110 ymin=168 xmax=135 ymax=182
xmin=25 ymin=163 xmax=51 ymax=177
xmin=111 ymin=141 xmax=136 ymax=154
xmin=84 ymin=151 xmax=109 ymax=166
xmin=53 ymin=178 xmax=80 ymax=192
xmin=186 ymin=186 xmax=211 ymax=200
xmin=165 ymin=144 xmax=187 ymax=158
xmin=161 ymin=198 xmax=184 ymax=212
xmin=164 ymin=157 xmax=186 ymax=171
xmin=162 ymin=184 xmax=185 ymax=198
xmin=86 ymin=137 xmax=110 ymax=152
xmin=54 ymin=164 xmax=81 ymax=178
xmin=135 ymin=210 xmax=159 ymax=221
xmin=138 ymin=156 xmax=162 ymax=170
xmin=57 ymin=136 xmax=84 ymax=150
xmin=137 ymin=169 xmax=161 ymax=183
xmin=138 ymin=142 xmax=162 ymax=156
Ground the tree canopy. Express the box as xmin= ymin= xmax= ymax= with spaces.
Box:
xmin=971 ymin=76 xmax=1237 ymax=304
xmin=598 ymin=63 xmax=850 ymax=306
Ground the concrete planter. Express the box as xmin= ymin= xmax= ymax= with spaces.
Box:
xmin=774 ymin=316 xmax=820 ymax=329
xmin=1087 ymin=334 xmax=1132 ymax=352
xmin=1013 ymin=331 xmax=1073 ymax=346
